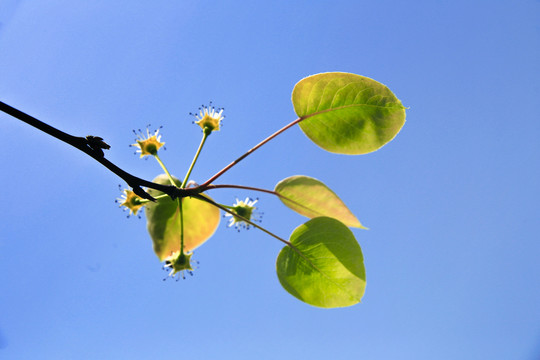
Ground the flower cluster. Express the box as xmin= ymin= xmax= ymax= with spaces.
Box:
xmin=119 ymin=104 xmax=269 ymax=283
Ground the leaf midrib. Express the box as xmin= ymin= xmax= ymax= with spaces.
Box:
xmin=300 ymin=102 xmax=401 ymax=121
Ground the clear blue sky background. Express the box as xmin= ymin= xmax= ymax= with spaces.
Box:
xmin=1 ymin=1 xmax=539 ymax=359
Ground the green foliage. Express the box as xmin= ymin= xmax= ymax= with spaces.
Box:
xmin=293 ymin=72 xmax=406 ymax=154
xmin=276 ymin=217 xmax=366 ymax=308
xmin=145 ymin=174 xmax=220 ymax=261
xmin=5 ymin=71 xmax=405 ymax=307
xmin=114 ymin=72 xmax=405 ymax=307
xmin=275 ymin=175 xmax=365 ymax=228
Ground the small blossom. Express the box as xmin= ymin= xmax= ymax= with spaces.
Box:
xmin=163 ymin=251 xmax=194 ymax=279
xmin=131 ymin=127 xmax=165 ymax=157
xmin=225 ymin=197 xmax=262 ymax=230
xmin=191 ymin=102 xmax=224 ymax=135
xmin=117 ymin=189 xmax=144 ymax=216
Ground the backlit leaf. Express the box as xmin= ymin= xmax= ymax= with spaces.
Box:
xmin=275 ymin=175 xmax=365 ymax=228
xmin=145 ymin=174 xmax=220 ymax=260
xmin=292 ymin=72 xmax=406 ymax=154
xmin=276 ymin=217 xmax=366 ymax=308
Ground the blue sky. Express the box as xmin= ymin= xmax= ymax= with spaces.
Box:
xmin=1 ymin=1 xmax=539 ymax=359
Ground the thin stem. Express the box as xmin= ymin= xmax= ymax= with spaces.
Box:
xmin=218 ymin=204 xmax=235 ymax=209
xmin=193 ymin=194 xmax=317 ymax=267
xmin=138 ymin=193 xmax=169 ymax=204
xmin=199 ymin=117 xmax=303 ymax=188
xmin=192 ymin=193 xmax=320 ymax=269
xmin=181 ymin=132 xmax=208 ymax=188
xmin=194 ymin=194 xmax=292 ymax=247
xmin=204 ymin=184 xmax=279 ymax=196
xmin=204 ymin=184 xmax=324 ymax=219
xmin=178 ymin=198 xmax=184 ymax=255
xmin=155 ymin=155 xmax=177 ymax=187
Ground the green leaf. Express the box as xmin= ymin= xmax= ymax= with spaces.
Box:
xmin=145 ymin=174 xmax=220 ymax=260
xmin=276 ymin=217 xmax=366 ymax=308
xmin=275 ymin=175 xmax=365 ymax=228
xmin=292 ymin=72 xmax=406 ymax=154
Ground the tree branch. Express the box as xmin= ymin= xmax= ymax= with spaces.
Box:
xmin=0 ymin=100 xmax=197 ymax=200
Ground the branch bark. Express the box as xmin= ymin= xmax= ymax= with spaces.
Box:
xmin=0 ymin=101 xmax=197 ymax=200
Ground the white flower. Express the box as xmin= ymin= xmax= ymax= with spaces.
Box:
xmin=163 ymin=251 xmax=194 ymax=280
xmin=131 ymin=127 xmax=165 ymax=158
xmin=225 ymin=197 xmax=261 ymax=230
xmin=116 ymin=189 xmax=144 ymax=216
xmin=191 ymin=102 xmax=224 ymax=134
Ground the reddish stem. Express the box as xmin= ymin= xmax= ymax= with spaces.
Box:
xmin=199 ymin=117 xmax=303 ymax=188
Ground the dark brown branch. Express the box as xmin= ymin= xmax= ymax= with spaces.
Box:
xmin=0 ymin=100 xmax=197 ymax=200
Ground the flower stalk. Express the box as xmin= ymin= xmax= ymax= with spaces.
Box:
xmin=181 ymin=132 xmax=208 ymax=189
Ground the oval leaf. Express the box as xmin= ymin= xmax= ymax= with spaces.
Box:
xmin=145 ymin=174 xmax=220 ymax=260
xmin=275 ymin=175 xmax=365 ymax=228
xmin=276 ymin=217 xmax=366 ymax=308
xmin=292 ymin=72 xmax=406 ymax=154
